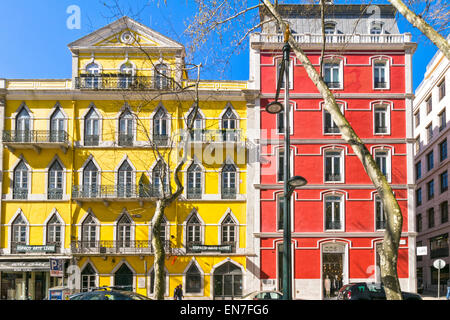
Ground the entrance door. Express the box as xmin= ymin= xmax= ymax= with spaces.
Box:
xmin=114 ymin=264 xmax=133 ymax=291
xmin=213 ymin=262 xmax=243 ymax=300
xmin=322 ymin=243 xmax=345 ymax=298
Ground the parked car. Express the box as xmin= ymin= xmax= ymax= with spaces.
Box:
xmin=337 ymin=282 xmax=422 ymax=300
xmin=67 ymin=287 xmax=151 ymax=300
xmin=240 ymin=290 xmax=283 ymax=300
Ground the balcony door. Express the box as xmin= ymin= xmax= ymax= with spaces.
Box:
xmin=16 ymin=108 xmax=31 ymax=142
xmin=118 ymin=161 xmax=133 ymax=197
xmin=83 ymin=160 xmax=99 ymax=198
xmin=50 ymin=107 xmax=65 ymax=142
xmin=119 ymin=110 xmax=134 ymax=146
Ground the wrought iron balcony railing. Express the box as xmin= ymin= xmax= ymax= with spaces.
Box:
xmin=3 ymin=130 xmax=69 ymax=144
xmin=221 ymin=187 xmax=237 ymax=200
xmin=75 ymin=75 xmax=175 ymax=91
xmin=376 ymin=220 xmax=386 ymax=230
xmin=71 ymin=240 xmax=172 ymax=255
xmin=325 ymin=220 xmax=342 ymax=230
xmin=374 ymin=82 xmax=388 ymax=89
xmin=325 ymin=173 xmax=342 ymax=182
xmin=325 ymin=81 xmax=341 ymax=89
xmin=13 ymin=188 xmax=28 ymax=200
xmin=48 ymin=189 xmax=63 ymax=200
xmin=187 ymin=187 xmax=202 ymax=200
xmin=72 ymin=185 xmax=164 ymax=200
xmin=186 ymin=129 xmax=243 ymax=143
xmin=84 ymin=135 xmax=100 ymax=146
xmin=118 ymin=133 xmax=134 ymax=146
xmin=324 ymin=126 xmax=340 ymax=134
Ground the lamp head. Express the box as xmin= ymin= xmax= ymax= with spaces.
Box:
xmin=265 ymin=101 xmax=284 ymax=114
xmin=288 ymin=176 xmax=307 ymax=187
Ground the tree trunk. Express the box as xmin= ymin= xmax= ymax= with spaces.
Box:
xmin=262 ymin=0 xmax=403 ymax=300
xmin=388 ymin=0 xmax=450 ymax=61
xmin=151 ymin=199 xmax=166 ymax=300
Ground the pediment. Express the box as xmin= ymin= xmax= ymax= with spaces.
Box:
xmin=68 ymin=16 xmax=185 ymax=52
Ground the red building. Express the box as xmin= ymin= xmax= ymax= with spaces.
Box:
xmin=247 ymin=4 xmax=417 ymax=299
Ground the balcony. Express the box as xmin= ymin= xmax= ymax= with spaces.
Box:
xmin=221 ymin=187 xmax=237 ymax=200
xmin=3 ymin=130 xmax=69 ymax=153
xmin=71 ymin=240 xmax=172 ymax=255
xmin=325 ymin=82 xmax=341 ymax=89
xmin=72 ymin=185 xmax=164 ymax=205
xmin=153 ymin=134 xmax=170 ymax=147
xmin=75 ymin=75 xmax=175 ymax=91
xmin=324 ymin=126 xmax=340 ymax=134
xmin=118 ymin=133 xmax=134 ymax=147
xmin=325 ymin=221 xmax=342 ymax=230
xmin=375 ymin=82 xmax=388 ymax=89
xmin=187 ymin=187 xmax=202 ymax=200
xmin=13 ymin=188 xmax=28 ymax=200
xmin=187 ymin=129 xmax=244 ymax=144
xmin=325 ymin=173 xmax=342 ymax=182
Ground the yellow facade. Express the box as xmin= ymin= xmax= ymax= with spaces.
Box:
xmin=0 ymin=17 xmax=256 ymax=300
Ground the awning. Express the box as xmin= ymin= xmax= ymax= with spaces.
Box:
xmin=0 ymin=261 xmax=50 ymax=272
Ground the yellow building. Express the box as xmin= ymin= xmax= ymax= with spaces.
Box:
xmin=0 ymin=17 xmax=258 ymax=300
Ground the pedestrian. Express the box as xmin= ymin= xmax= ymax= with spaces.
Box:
xmin=324 ymin=275 xmax=331 ymax=298
xmin=178 ymin=284 xmax=184 ymax=300
xmin=173 ymin=284 xmax=183 ymax=300
xmin=446 ymin=279 xmax=450 ymax=300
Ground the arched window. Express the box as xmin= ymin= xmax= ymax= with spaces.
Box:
xmin=213 ymin=262 xmax=243 ymax=299
xmin=83 ymin=160 xmax=99 ymax=198
xmin=85 ymin=62 xmax=101 ymax=88
xmin=48 ymin=160 xmax=64 ymax=200
xmin=118 ymin=160 xmax=133 ymax=197
xmin=118 ymin=109 xmax=134 ymax=146
xmin=374 ymin=104 xmax=389 ymax=134
xmin=324 ymin=149 xmax=343 ymax=182
xmin=153 ymin=107 xmax=169 ymax=146
xmin=119 ymin=62 xmax=134 ymax=89
xmin=46 ymin=214 xmax=62 ymax=247
xmin=221 ymin=214 xmax=236 ymax=249
xmin=187 ymin=108 xmax=203 ymax=141
xmin=154 ymin=64 xmax=169 ymax=90
xmin=16 ymin=107 xmax=31 ymax=142
xmin=222 ymin=107 xmax=238 ymax=142
xmin=84 ymin=108 xmax=100 ymax=146
xmin=187 ymin=163 xmax=202 ymax=199
xmin=50 ymin=107 xmax=65 ymax=142
xmin=323 ymin=60 xmax=342 ymax=89
xmin=324 ymin=194 xmax=344 ymax=231
xmin=12 ymin=215 xmax=27 ymax=245
xmin=81 ymin=214 xmax=97 ymax=248
xmin=81 ymin=263 xmax=97 ymax=292
xmin=186 ymin=213 xmax=202 ymax=251
xmin=117 ymin=214 xmax=132 ymax=248
xmin=185 ymin=263 xmax=202 ymax=294
xmin=114 ymin=263 xmax=133 ymax=292
xmin=222 ymin=164 xmax=237 ymax=199
xmin=152 ymin=160 xmax=169 ymax=195
xmin=13 ymin=160 xmax=28 ymax=199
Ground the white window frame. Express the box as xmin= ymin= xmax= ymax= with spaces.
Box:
xmin=372 ymin=58 xmax=390 ymax=90
xmin=374 ymin=195 xmax=386 ymax=231
xmin=374 ymin=148 xmax=392 ymax=183
xmin=324 ymin=193 xmax=345 ymax=232
xmin=324 ymin=148 xmax=344 ymax=183
xmin=373 ymin=103 xmax=391 ymax=135
xmin=323 ymin=102 xmax=344 ymax=135
xmin=276 ymin=57 xmax=294 ymax=90
xmin=322 ymin=57 xmax=344 ymax=90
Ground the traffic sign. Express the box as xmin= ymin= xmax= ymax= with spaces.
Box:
xmin=50 ymin=259 xmax=64 ymax=277
xmin=433 ymin=259 xmax=446 ymax=270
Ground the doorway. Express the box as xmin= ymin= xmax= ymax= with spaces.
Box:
xmin=114 ymin=264 xmax=133 ymax=291
xmin=213 ymin=262 xmax=243 ymax=300
xmin=322 ymin=243 xmax=345 ymax=298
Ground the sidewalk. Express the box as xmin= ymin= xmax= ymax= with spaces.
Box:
xmin=420 ymin=290 xmax=450 ymax=300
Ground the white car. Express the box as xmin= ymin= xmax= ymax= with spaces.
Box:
xmin=240 ymin=290 xmax=283 ymax=300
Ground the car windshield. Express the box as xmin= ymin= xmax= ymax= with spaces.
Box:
xmin=366 ymin=283 xmax=384 ymax=293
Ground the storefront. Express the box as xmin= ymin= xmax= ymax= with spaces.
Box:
xmin=0 ymin=260 xmax=64 ymax=300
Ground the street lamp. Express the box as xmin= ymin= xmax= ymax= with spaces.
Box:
xmin=264 ymin=38 xmax=307 ymax=300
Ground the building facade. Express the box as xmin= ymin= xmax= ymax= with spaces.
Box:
xmin=0 ymin=17 xmax=258 ymax=300
xmin=248 ymin=4 xmax=417 ymax=300
xmin=413 ymin=43 xmax=449 ymax=294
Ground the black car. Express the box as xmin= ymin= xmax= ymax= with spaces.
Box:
xmin=68 ymin=288 xmax=151 ymax=300
xmin=337 ymin=282 xmax=422 ymax=300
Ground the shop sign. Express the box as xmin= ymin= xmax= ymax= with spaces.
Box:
xmin=16 ymin=245 xmax=56 ymax=253
xmin=0 ymin=261 xmax=50 ymax=272
xmin=322 ymin=243 xmax=345 ymax=253
xmin=191 ymin=244 xmax=232 ymax=253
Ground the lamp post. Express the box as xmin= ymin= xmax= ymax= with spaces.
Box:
xmin=266 ymin=39 xmax=307 ymax=300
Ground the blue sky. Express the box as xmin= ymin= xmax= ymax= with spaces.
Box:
xmin=0 ymin=0 xmax=441 ymax=92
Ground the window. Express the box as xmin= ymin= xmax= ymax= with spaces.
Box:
xmin=187 ymin=163 xmax=202 ymax=199
xmin=187 ymin=108 xmax=203 ymax=142
xmin=86 ymin=63 xmax=101 ymax=89
xmin=439 ymin=109 xmax=446 ymax=131
xmin=416 ymin=188 xmax=422 ymax=206
xmin=153 ymin=107 xmax=169 ymax=146
xmin=118 ymin=161 xmax=133 ymax=198
xmin=430 ymin=234 xmax=449 ymax=259
xmin=154 ymin=64 xmax=169 ymax=90
xmin=416 ymin=161 xmax=422 ymax=180
xmin=277 ymin=149 xmax=285 ymax=182
xmin=324 ymin=22 xmax=336 ymax=34
xmin=84 ymin=108 xmax=100 ymax=146
xmin=439 ymin=139 xmax=447 ymax=162
xmin=426 ymin=96 xmax=432 ymax=114
xmin=375 ymin=149 xmax=390 ymax=181
xmin=46 ymin=214 xmax=61 ymax=245
xmin=48 ymin=160 xmax=64 ymax=200
xmin=428 ymin=207 xmax=435 ymax=228
xmin=324 ymin=104 xmax=343 ymax=134
xmin=426 ymin=123 xmax=433 ymax=143
xmin=370 ymin=22 xmax=383 ymax=35
xmin=414 ymin=111 xmax=420 ymax=127
xmin=374 ymin=61 xmax=388 ymax=89
xmin=427 ymin=151 xmax=434 ymax=171
xmin=325 ymin=195 xmax=343 ymax=230
xmin=12 ymin=215 xmax=27 ymax=244
xmin=276 ymin=58 xmax=293 ymax=89
xmin=221 ymin=214 xmax=236 ymax=248
xmin=13 ymin=160 xmax=28 ymax=200
xmin=117 ymin=214 xmax=132 ymax=248
xmin=440 ymin=171 xmax=448 ymax=193
xmin=324 ymin=150 xmax=343 ymax=182
xmin=375 ymin=196 xmax=386 ymax=230
xmin=119 ymin=62 xmax=134 ymax=89
xmin=440 ymin=201 xmax=448 ymax=224
xmin=277 ymin=194 xmax=285 ymax=231
xmin=222 ymin=107 xmax=238 ymax=142
xmin=374 ymin=105 xmax=389 ymax=134
xmin=427 ymin=179 xmax=435 ymax=200
xmin=82 ymin=214 xmax=97 ymax=248
xmin=16 ymin=107 xmax=31 ymax=142
xmin=158 ymin=216 xmax=167 ymax=244
xmin=186 ymin=264 xmax=202 ymax=294
xmin=83 ymin=160 xmax=99 ymax=198
xmin=81 ymin=264 xmax=97 ymax=292
xmin=152 ymin=160 xmax=169 ymax=195
xmin=222 ymin=164 xmax=237 ymax=199
xmin=438 ymin=78 xmax=446 ymax=101
xmin=118 ymin=110 xmax=134 ymax=146
xmin=187 ymin=213 xmax=202 ymax=250
xmin=50 ymin=107 xmax=65 ymax=142
xmin=323 ymin=61 xmax=341 ymax=89
xmin=416 ymin=214 xmax=422 ymax=232
xmin=415 ymin=136 xmax=421 ymax=153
